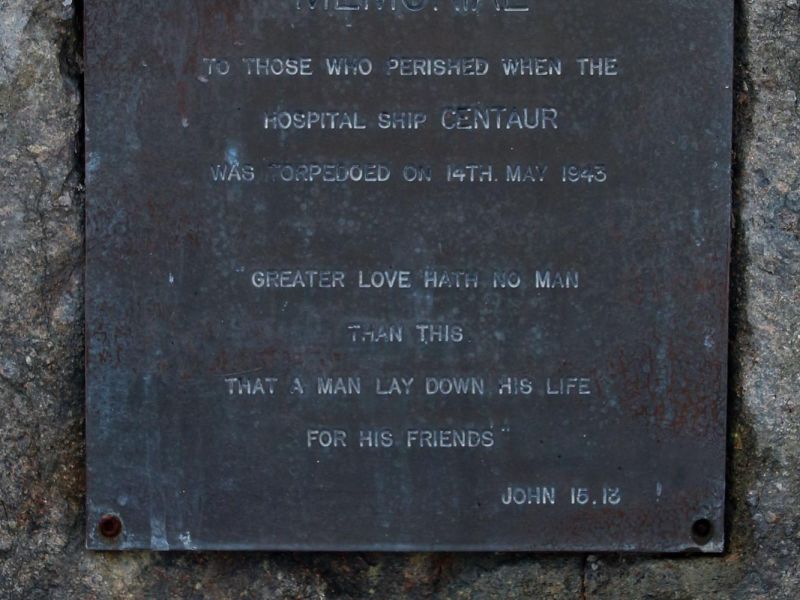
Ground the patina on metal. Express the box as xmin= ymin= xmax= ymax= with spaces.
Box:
xmin=85 ymin=0 xmax=733 ymax=551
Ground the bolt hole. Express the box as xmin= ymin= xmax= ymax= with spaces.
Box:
xmin=98 ymin=514 xmax=123 ymax=539
xmin=691 ymin=518 xmax=713 ymax=545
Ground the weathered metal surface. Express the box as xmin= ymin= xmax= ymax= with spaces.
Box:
xmin=84 ymin=0 xmax=732 ymax=551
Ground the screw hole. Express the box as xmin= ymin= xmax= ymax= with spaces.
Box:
xmin=98 ymin=514 xmax=123 ymax=539
xmin=691 ymin=518 xmax=713 ymax=545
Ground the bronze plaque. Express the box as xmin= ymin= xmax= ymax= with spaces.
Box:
xmin=85 ymin=0 xmax=732 ymax=551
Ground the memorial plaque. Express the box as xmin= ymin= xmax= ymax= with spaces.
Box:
xmin=85 ymin=0 xmax=733 ymax=551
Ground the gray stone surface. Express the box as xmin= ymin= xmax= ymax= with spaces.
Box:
xmin=0 ymin=0 xmax=797 ymax=598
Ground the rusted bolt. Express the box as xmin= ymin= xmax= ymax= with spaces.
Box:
xmin=98 ymin=513 xmax=123 ymax=539
xmin=691 ymin=518 xmax=713 ymax=545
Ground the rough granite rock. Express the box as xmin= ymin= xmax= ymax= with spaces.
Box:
xmin=0 ymin=0 xmax=797 ymax=598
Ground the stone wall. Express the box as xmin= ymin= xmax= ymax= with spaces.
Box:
xmin=0 ymin=1 xmax=797 ymax=597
